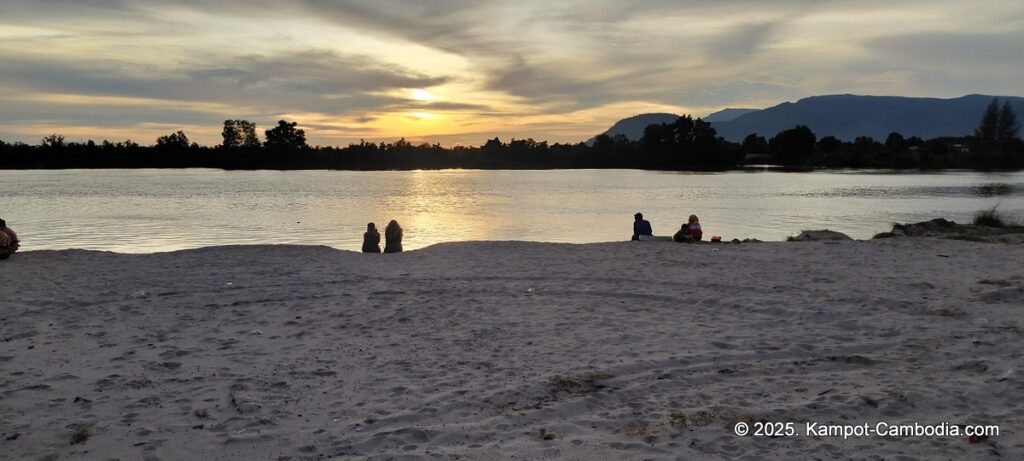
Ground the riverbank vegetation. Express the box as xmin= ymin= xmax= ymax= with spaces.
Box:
xmin=1 ymin=99 xmax=1020 ymax=171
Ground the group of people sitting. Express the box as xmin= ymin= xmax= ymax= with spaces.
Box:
xmin=0 ymin=214 xmax=710 ymax=256
xmin=362 ymin=220 xmax=404 ymax=253
xmin=0 ymin=218 xmax=19 ymax=260
xmin=632 ymin=212 xmax=703 ymax=243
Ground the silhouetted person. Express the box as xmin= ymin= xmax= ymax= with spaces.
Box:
xmin=362 ymin=222 xmax=381 ymax=253
xmin=672 ymin=224 xmax=688 ymax=243
xmin=0 ymin=218 xmax=17 ymax=259
xmin=384 ymin=220 xmax=403 ymax=253
xmin=632 ymin=213 xmax=653 ymax=241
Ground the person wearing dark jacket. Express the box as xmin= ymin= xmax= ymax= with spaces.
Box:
xmin=384 ymin=220 xmax=403 ymax=253
xmin=362 ymin=222 xmax=381 ymax=253
xmin=632 ymin=212 xmax=653 ymax=241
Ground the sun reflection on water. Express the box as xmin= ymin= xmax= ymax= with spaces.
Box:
xmin=1 ymin=169 xmax=1022 ymax=253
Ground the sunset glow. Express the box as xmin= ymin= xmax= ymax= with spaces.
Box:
xmin=1 ymin=1 xmax=1022 ymax=147
xmin=411 ymin=89 xmax=434 ymax=101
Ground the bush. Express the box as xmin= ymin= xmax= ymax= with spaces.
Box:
xmin=974 ymin=206 xmax=1006 ymax=228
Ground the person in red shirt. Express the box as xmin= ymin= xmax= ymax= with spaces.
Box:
xmin=0 ymin=218 xmax=18 ymax=259
xmin=686 ymin=214 xmax=702 ymax=242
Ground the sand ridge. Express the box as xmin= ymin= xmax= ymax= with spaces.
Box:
xmin=1 ymin=239 xmax=1023 ymax=460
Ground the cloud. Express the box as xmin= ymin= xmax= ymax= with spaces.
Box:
xmin=188 ymin=50 xmax=449 ymax=94
xmin=287 ymin=1 xmax=807 ymax=113
xmin=2 ymin=0 xmax=1024 ymax=145
xmin=706 ymin=21 xmax=783 ymax=60
xmin=405 ymin=101 xmax=496 ymax=112
xmin=0 ymin=46 xmax=466 ymax=144
xmin=866 ymin=32 xmax=1024 ymax=69
xmin=296 ymin=0 xmax=496 ymax=54
xmin=0 ymin=49 xmax=451 ymax=115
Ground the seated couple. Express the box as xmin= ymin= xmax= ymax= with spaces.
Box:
xmin=362 ymin=220 xmax=403 ymax=253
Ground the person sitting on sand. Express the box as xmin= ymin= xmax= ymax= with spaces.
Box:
xmin=384 ymin=220 xmax=403 ymax=253
xmin=362 ymin=222 xmax=381 ymax=253
xmin=686 ymin=214 xmax=703 ymax=242
xmin=0 ymin=218 xmax=17 ymax=259
xmin=632 ymin=213 xmax=653 ymax=241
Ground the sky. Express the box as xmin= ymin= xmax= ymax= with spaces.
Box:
xmin=1 ymin=0 xmax=1022 ymax=147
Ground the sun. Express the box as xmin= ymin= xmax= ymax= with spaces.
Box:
xmin=411 ymin=89 xmax=433 ymax=101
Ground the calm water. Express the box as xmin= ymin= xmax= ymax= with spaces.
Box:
xmin=1 ymin=169 xmax=1022 ymax=253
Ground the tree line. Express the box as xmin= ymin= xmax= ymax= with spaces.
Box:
xmin=1 ymin=98 xmax=1021 ymax=170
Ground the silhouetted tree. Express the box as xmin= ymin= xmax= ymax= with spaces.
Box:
xmin=741 ymin=133 xmax=767 ymax=154
xmin=591 ymin=134 xmax=614 ymax=149
xmin=686 ymin=118 xmax=721 ymax=162
xmin=482 ymin=137 xmax=503 ymax=153
xmin=222 ymin=120 xmax=241 ymax=148
xmin=222 ymin=120 xmax=261 ymax=149
xmin=41 ymin=134 xmax=66 ymax=148
xmin=239 ymin=121 xmax=260 ymax=148
xmin=853 ymin=136 xmax=879 ymax=152
xmin=264 ymin=120 xmax=307 ymax=149
xmin=640 ymin=123 xmax=675 ymax=150
xmin=392 ymin=137 xmax=412 ymax=150
xmin=884 ymin=132 xmax=907 ymax=151
xmin=975 ymin=98 xmax=1000 ymax=143
xmin=3 ymin=114 xmax=1020 ymax=170
xmin=997 ymin=101 xmax=1020 ymax=144
xmin=156 ymin=131 xmax=191 ymax=149
xmin=638 ymin=116 xmax=728 ymax=166
xmin=818 ymin=136 xmax=841 ymax=153
xmin=768 ymin=125 xmax=816 ymax=165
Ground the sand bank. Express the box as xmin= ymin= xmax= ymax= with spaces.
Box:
xmin=2 ymin=239 xmax=1023 ymax=460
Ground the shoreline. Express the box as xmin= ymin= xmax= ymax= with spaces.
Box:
xmin=2 ymin=239 xmax=1023 ymax=459
xmin=7 ymin=224 xmax=1023 ymax=256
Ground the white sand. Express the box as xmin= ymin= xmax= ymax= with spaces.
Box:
xmin=1 ymin=239 xmax=1022 ymax=460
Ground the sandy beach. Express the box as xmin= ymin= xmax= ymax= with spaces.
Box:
xmin=2 ymin=238 xmax=1023 ymax=460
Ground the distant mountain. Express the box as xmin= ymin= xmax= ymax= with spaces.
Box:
xmin=588 ymin=113 xmax=679 ymax=144
xmin=710 ymin=94 xmax=1024 ymax=142
xmin=703 ymin=108 xmax=759 ymax=123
